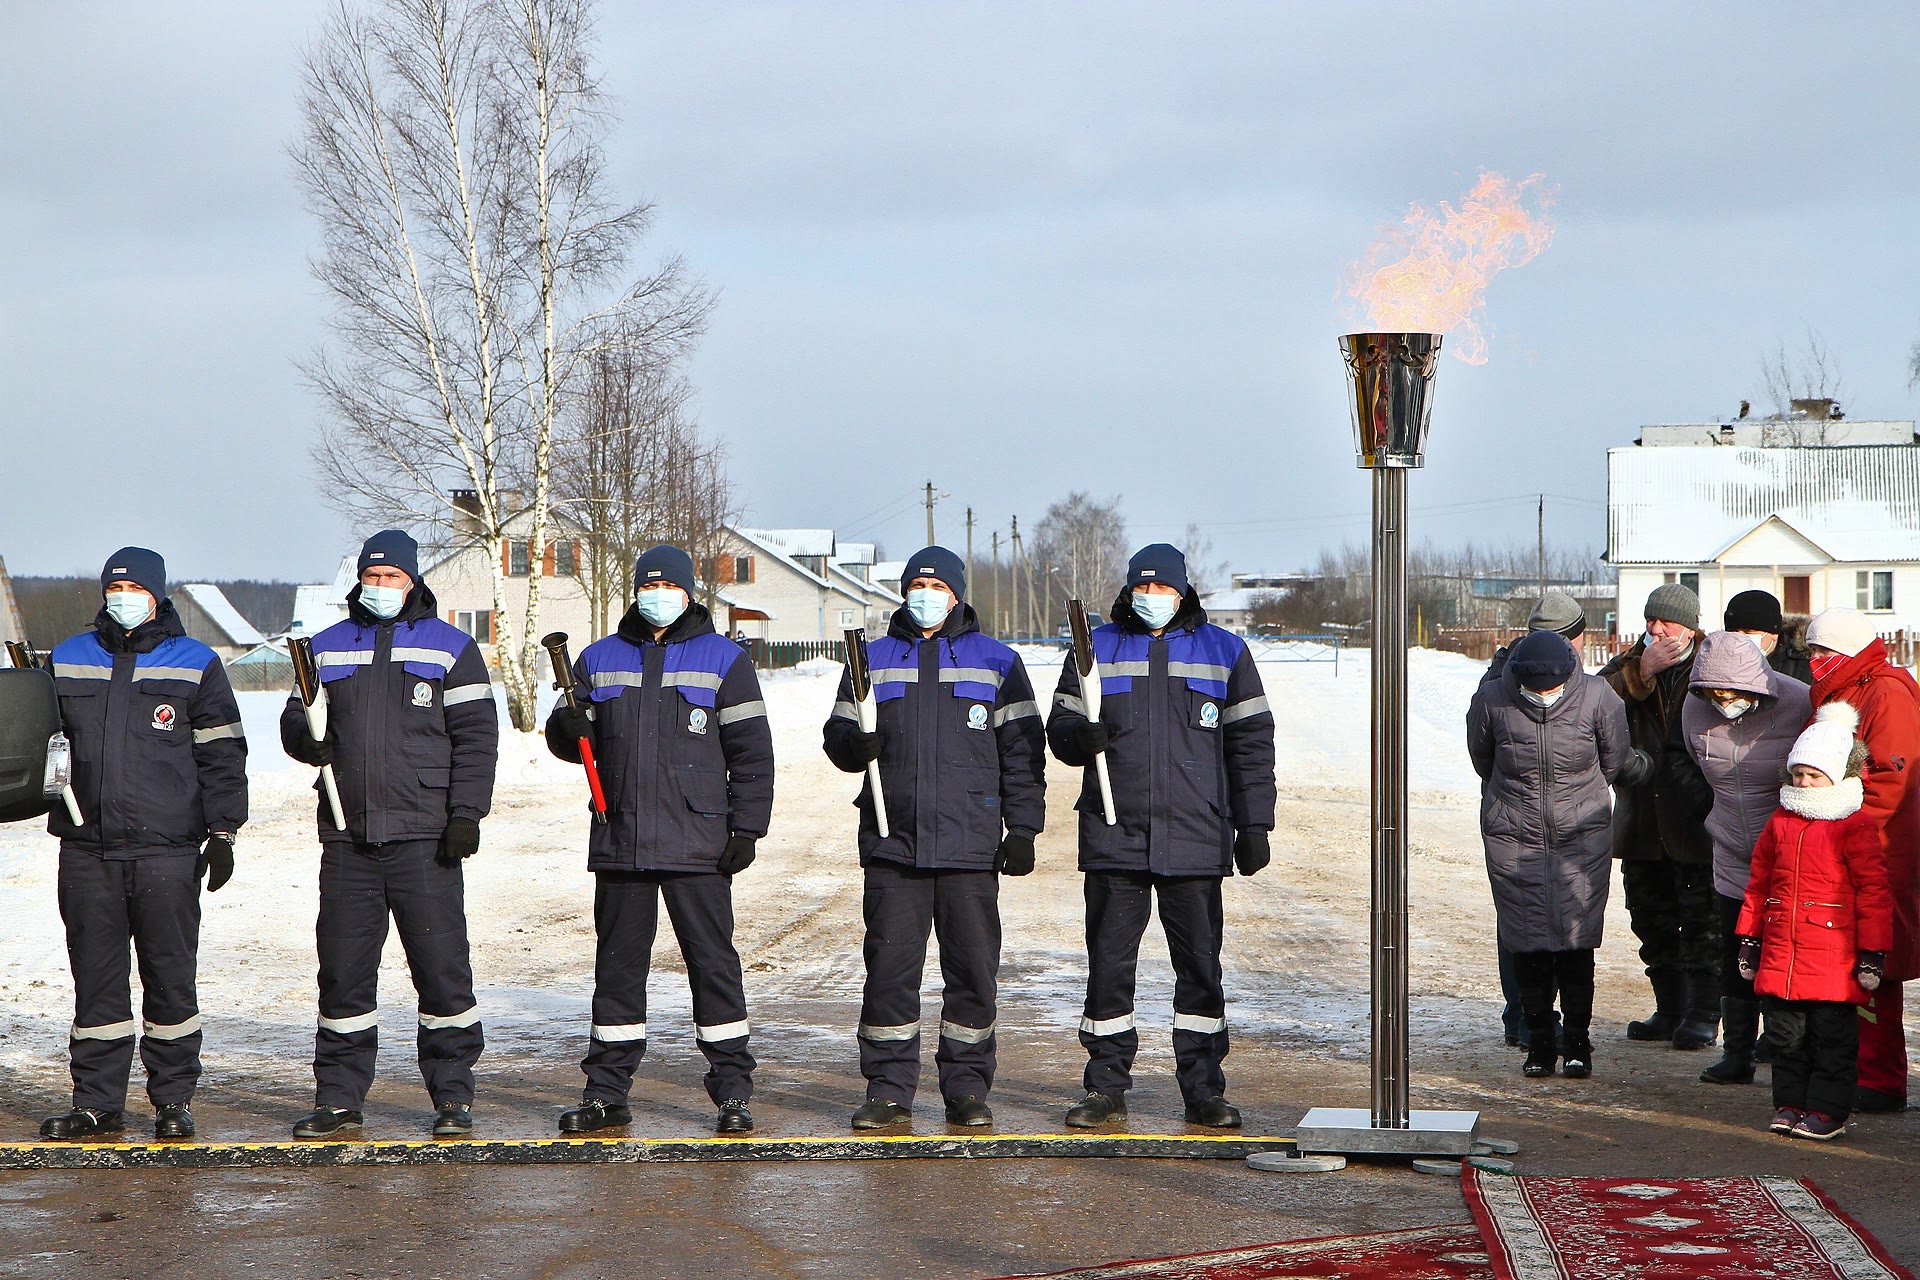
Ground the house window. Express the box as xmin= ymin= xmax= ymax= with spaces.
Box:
xmin=1857 ymin=570 xmax=1894 ymax=612
xmin=838 ymin=609 xmax=855 ymax=626
xmin=454 ymin=609 xmax=493 ymax=641
xmin=508 ymin=540 xmax=531 ymax=577
xmin=555 ymin=541 xmax=576 ymax=576
xmin=736 ymin=555 xmax=754 ymax=584
xmin=1664 ymin=571 xmax=1700 ymax=594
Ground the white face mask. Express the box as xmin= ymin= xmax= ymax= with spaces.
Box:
xmin=1132 ymin=591 xmax=1179 ymax=629
xmin=361 ymin=583 xmax=406 ymax=620
xmin=1521 ymin=687 xmax=1565 ymax=708
xmin=635 ymin=587 xmax=689 ymax=628
xmin=905 ymin=588 xmax=953 ymax=630
xmin=1716 ymin=698 xmax=1755 ymax=721
xmin=104 ymin=591 xmax=154 ymax=629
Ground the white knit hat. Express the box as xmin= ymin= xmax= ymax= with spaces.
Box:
xmin=1788 ymin=702 xmax=1863 ymax=783
xmin=1806 ymin=608 xmax=1877 ymax=658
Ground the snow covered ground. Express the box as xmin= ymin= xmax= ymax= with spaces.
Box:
xmin=0 ymin=646 xmax=1496 ymax=1101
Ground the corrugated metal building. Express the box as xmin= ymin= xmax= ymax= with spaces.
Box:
xmin=1608 ymin=419 xmax=1920 ymax=635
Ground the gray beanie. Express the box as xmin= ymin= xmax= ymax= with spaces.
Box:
xmin=1644 ymin=582 xmax=1700 ymax=630
xmin=1527 ymin=590 xmax=1587 ymax=640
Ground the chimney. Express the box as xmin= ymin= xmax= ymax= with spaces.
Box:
xmin=450 ymin=489 xmax=485 ymax=538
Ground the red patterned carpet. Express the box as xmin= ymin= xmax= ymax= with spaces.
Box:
xmin=997 ymin=1225 xmax=1492 ymax=1279
xmin=1464 ymin=1171 xmax=1915 ymax=1280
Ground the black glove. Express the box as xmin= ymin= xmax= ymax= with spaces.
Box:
xmin=551 ymin=704 xmax=593 ymax=748
xmin=1736 ymin=936 xmax=1761 ymax=981
xmin=199 ymin=834 xmax=235 ymax=893
xmin=995 ymin=832 xmax=1036 ymax=877
xmin=1233 ymin=828 xmax=1271 ymax=877
xmin=719 ymin=834 xmax=757 ymax=874
xmin=846 ymin=730 xmax=882 ymax=765
xmin=1615 ymin=747 xmax=1654 ymax=788
xmin=437 ymin=816 xmax=481 ymax=867
xmin=1856 ymin=949 xmax=1886 ymax=993
xmin=288 ymin=729 xmax=334 ymax=768
xmin=1070 ymin=721 xmax=1111 ymax=757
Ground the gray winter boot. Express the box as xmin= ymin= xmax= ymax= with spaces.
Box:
xmin=1699 ymin=998 xmax=1757 ymax=1083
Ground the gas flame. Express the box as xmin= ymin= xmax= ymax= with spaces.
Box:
xmin=1343 ymin=171 xmax=1556 ymax=365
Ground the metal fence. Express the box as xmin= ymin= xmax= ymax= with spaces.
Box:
xmin=1434 ymin=626 xmax=1632 ymax=669
xmin=746 ymin=638 xmax=850 ymax=670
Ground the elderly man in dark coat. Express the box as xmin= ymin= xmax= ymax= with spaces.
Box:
xmin=1468 ymin=631 xmax=1632 ymax=1079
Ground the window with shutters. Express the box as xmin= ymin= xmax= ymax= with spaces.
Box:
xmin=1857 ymin=569 xmax=1894 ymax=612
xmin=736 ymin=555 xmax=754 ymax=584
xmin=555 ymin=540 xmax=577 ymax=576
xmin=454 ymin=609 xmax=493 ymax=640
xmin=508 ymin=540 xmax=531 ymax=577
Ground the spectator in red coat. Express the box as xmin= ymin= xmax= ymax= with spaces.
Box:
xmin=1736 ymin=702 xmax=1892 ymax=1140
xmin=1804 ymin=608 xmax=1920 ymax=1113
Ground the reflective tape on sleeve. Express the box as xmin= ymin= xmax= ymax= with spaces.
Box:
xmin=1053 ymin=692 xmax=1087 ymax=716
xmin=442 ymin=684 xmax=494 ymax=706
xmin=992 ymin=700 xmax=1039 ymax=726
xmin=143 ymin=1014 xmax=203 ymax=1041
xmin=71 ymin=1019 xmax=137 ymax=1042
xmin=830 ymin=700 xmax=860 ymax=722
xmin=1172 ymin=1012 xmax=1228 ymax=1035
xmin=1078 ymin=1013 xmax=1136 ymax=1037
xmin=938 ymin=1020 xmax=995 ymax=1045
xmin=591 ymin=1022 xmax=648 ymax=1043
xmin=1219 ymin=696 xmax=1270 ymax=725
xmin=695 ymin=1018 xmax=751 ymax=1043
xmin=418 ymin=1005 xmax=481 ymax=1030
xmin=191 ymin=722 xmax=245 ymax=744
xmin=716 ymin=701 xmax=767 ymax=726
xmin=857 ymin=1021 xmax=920 ymax=1042
xmin=318 ymin=1010 xmax=379 ymax=1035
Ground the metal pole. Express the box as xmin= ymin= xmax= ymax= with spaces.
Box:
xmin=1370 ymin=464 xmax=1411 ymax=1130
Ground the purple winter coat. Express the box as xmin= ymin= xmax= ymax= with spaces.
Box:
xmin=1681 ymin=631 xmax=1812 ymax=899
xmin=1467 ymin=664 xmax=1631 ymax=952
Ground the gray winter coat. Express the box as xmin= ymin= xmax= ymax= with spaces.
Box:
xmin=1467 ymin=665 xmax=1630 ymax=952
xmin=1680 ymin=631 xmax=1811 ymax=899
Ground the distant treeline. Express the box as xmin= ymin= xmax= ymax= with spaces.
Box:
xmin=11 ymin=578 xmax=299 ymax=645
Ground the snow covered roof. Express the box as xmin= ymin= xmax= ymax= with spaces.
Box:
xmin=728 ymin=526 xmax=868 ymax=603
xmin=739 ymin=527 xmax=836 ymax=559
xmin=1201 ymin=588 xmax=1272 ymax=613
xmin=1608 ymin=443 xmax=1920 ymax=565
xmin=1638 ymin=420 xmax=1914 ymax=448
xmin=833 ymin=541 xmax=876 ymax=566
xmin=176 ymin=583 xmax=267 ymax=647
xmin=829 ymin=560 xmax=902 ymax=604
xmin=287 ymin=557 xmax=356 ymax=637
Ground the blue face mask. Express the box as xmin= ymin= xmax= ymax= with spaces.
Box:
xmin=906 ymin=588 xmax=953 ymax=630
xmin=635 ymin=587 xmax=688 ymax=628
xmin=104 ymin=591 xmax=154 ymax=629
xmin=361 ymin=583 xmax=406 ymax=620
xmin=1132 ymin=590 xmax=1179 ymax=629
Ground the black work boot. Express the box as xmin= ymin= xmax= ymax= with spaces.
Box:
xmin=1700 ymin=998 xmax=1758 ymax=1084
xmin=293 ymin=1107 xmax=364 ymax=1139
xmin=944 ymin=1095 xmax=993 ymax=1126
xmin=432 ymin=1102 xmax=473 ymax=1137
xmin=1672 ymin=996 xmax=1720 ymax=1051
xmin=1560 ymin=1029 xmax=1594 ymax=1079
xmin=558 ymin=1099 xmax=632 ymax=1133
xmin=1522 ymin=1011 xmax=1558 ymax=1077
xmin=40 ymin=1108 xmax=124 ymax=1141
xmin=1064 ymin=1091 xmax=1127 ymax=1128
xmin=716 ymin=1100 xmax=753 ymax=1134
xmin=851 ymin=1098 xmax=912 ymax=1129
xmin=1627 ymin=970 xmax=1685 ymax=1041
xmin=1183 ymin=1096 xmax=1242 ymax=1128
xmin=154 ymin=1103 xmax=195 ymax=1140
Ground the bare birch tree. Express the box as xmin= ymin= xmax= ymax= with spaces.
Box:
xmin=1032 ymin=493 xmax=1128 ymax=623
xmin=293 ymin=0 xmax=709 ymax=728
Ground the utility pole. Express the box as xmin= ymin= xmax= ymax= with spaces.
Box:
xmin=1536 ymin=494 xmax=1546 ymax=598
xmin=1010 ymin=516 xmax=1024 ymax=638
xmin=990 ymin=530 xmax=1001 ymax=634
xmin=925 ymin=480 xmax=936 ymax=545
xmin=965 ymin=507 xmax=975 ymax=602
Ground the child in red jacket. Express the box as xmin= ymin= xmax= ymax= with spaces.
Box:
xmin=1735 ymin=702 xmax=1893 ymax=1140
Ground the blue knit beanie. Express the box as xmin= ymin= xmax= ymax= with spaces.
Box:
xmin=1126 ymin=543 xmax=1189 ymax=594
xmin=903 ymin=546 xmax=966 ymax=601
xmin=634 ymin=544 xmax=697 ymax=595
xmin=358 ymin=529 xmax=421 ymax=581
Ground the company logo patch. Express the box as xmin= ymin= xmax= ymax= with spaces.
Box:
xmin=967 ymin=703 xmax=989 ymax=730
xmin=688 ymin=707 xmax=709 ymax=735
xmin=1138 ymin=568 xmax=1156 ymax=577
xmin=369 ymin=552 xmax=385 ymax=559
xmin=647 ymin=569 xmax=663 ymax=578
xmin=151 ymin=703 xmax=176 ymax=731
xmin=412 ymin=680 xmax=433 ymax=707
xmin=1199 ymin=701 xmax=1220 ymax=728
xmin=111 ymin=567 xmax=128 ymax=575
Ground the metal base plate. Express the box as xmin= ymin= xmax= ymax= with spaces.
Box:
xmin=1292 ymin=1107 xmax=1480 ymax=1156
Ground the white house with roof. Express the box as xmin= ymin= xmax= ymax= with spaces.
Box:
xmin=1607 ymin=416 xmax=1920 ymax=636
xmin=420 ymin=492 xmax=596 ymax=656
xmin=288 ymin=557 xmax=357 ymax=638
xmin=713 ymin=527 xmax=902 ymax=641
xmin=173 ymin=583 xmax=269 ymax=662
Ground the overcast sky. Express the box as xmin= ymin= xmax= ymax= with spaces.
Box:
xmin=4 ymin=2 xmax=1919 ymax=584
